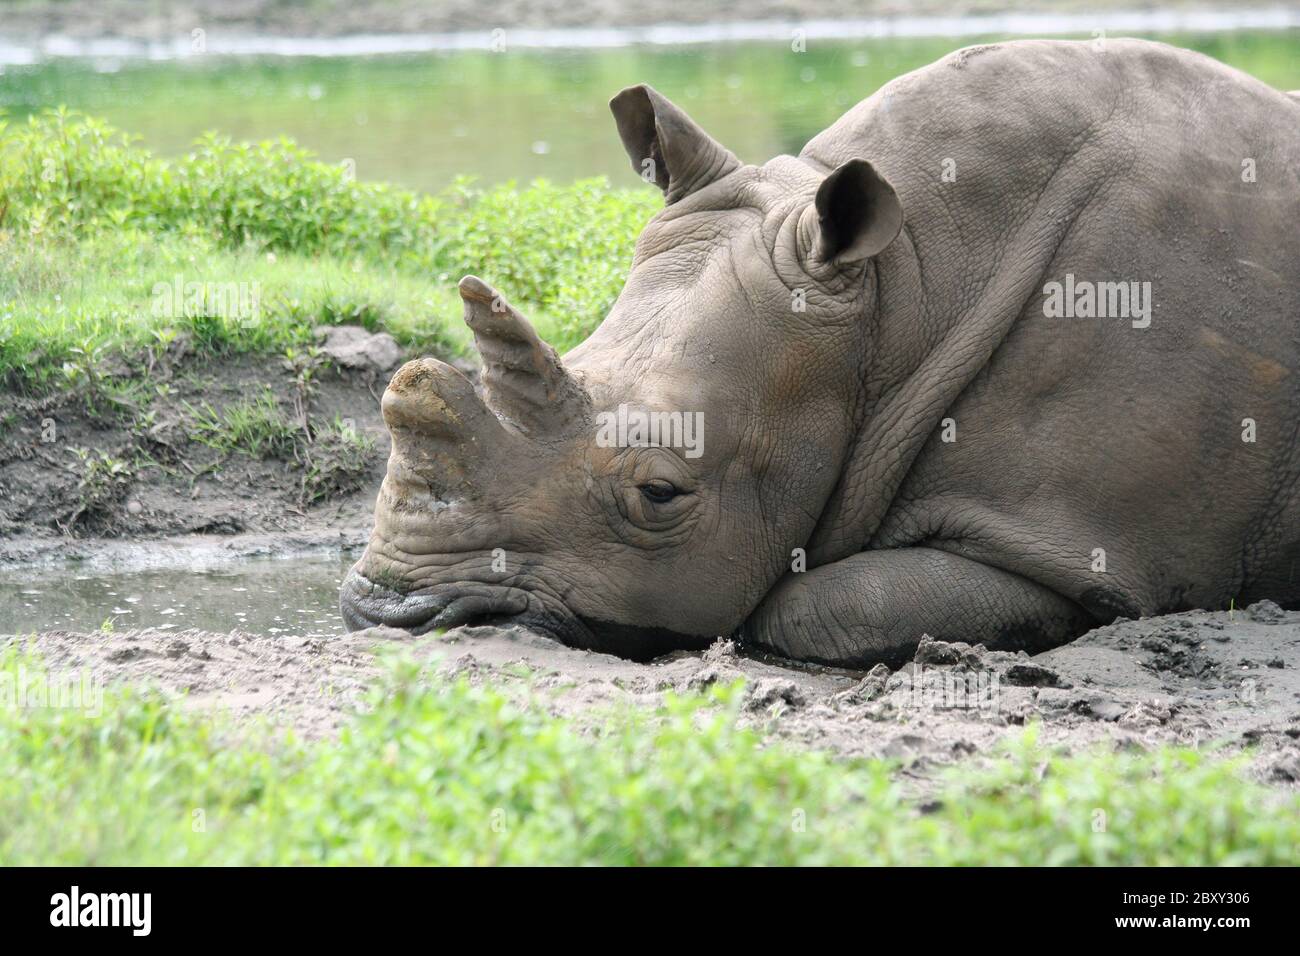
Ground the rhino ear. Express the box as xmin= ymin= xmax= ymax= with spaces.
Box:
xmin=609 ymin=84 xmax=741 ymax=204
xmin=801 ymin=159 xmax=903 ymax=266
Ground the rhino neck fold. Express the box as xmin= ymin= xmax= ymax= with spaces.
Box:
xmin=804 ymin=160 xmax=1106 ymax=567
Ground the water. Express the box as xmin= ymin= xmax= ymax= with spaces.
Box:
xmin=1 ymin=28 xmax=1297 ymax=192
xmin=0 ymin=552 xmax=357 ymax=638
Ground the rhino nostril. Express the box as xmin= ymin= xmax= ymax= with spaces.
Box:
xmin=340 ymin=569 xmax=450 ymax=632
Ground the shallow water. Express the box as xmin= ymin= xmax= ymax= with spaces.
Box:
xmin=2 ymin=27 xmax=1297 ymax=191
xmin=0 ymin=552 xmax=357 ymax=638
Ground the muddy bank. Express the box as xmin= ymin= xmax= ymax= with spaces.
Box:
xmin=9 ymin=601 xmax=1299 ymax=790
xmin=0 ymin=328 xmax=405 ymax=566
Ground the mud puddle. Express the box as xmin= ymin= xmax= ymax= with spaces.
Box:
xmin=0 ymin=551 xmax=357 ymax=638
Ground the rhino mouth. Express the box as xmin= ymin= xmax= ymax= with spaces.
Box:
xmin=339 ymin=569 xmax=715 ymax=660
xmin=339 ymin=568 xmax=593 ymax=646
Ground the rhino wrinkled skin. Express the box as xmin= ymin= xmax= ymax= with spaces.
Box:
xmin=341 ymin=39 xmax=1300 ymax=665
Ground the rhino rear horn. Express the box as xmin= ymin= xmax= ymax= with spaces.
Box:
xmin=609 ymin=84 xmax=741 ymax=204
xmin=459 ymin=276 xmax=590 ymax=438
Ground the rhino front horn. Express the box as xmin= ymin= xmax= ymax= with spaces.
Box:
xmin=459 ymin=276 xmax=590 ymax=438
xmin=381 ymin=356 xmax=510 ymax=496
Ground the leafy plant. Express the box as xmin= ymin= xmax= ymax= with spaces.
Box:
xmin=63 ymin=448 xmax=134 ymax=530
xmin=0 ymin=110 xmax=657 ymax=386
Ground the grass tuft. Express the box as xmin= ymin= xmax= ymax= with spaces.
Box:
xmin=184 ymin=388 xmax=298 ymax=458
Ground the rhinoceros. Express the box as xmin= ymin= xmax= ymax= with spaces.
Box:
xmin=341 ymin=38 xmax=1300 ymax=665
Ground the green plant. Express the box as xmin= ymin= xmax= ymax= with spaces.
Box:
xmin=58 ymin=336 xmax=117 ymax=414
xmin=185 ymin=389 xmax=297 ymax=458
xmin=0 ymin=110 xmax=657 ymax=387
xmin=63 ymin=448 xmax=134 ymax=529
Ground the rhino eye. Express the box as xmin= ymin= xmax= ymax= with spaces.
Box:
xmin=639 ymin=480 xmax=680 ymax=504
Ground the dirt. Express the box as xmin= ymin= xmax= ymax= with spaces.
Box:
xmin=0 ymin=330 xmax=394 ymax=565
xmin=8 ymin=602 xmax=1299 ymax=792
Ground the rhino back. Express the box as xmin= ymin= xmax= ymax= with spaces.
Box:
xmin=805 ymin=39 xmax=1300 ymax=617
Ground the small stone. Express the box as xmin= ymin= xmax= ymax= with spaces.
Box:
xmin=126 ymin=499 xmax=143 ymax=515
xmin=702 ymin=638 xmax=738 ymax=662
xmin=1004 ymin=661 xmax=1069 ymax=688
xmin=1246 ymin=599 xmax=1286 ymax=623
xmin=315 ymin=325 xmax=403 ymax=372
xmin=1083 ymin=696 xmax=1127 ymax=721
xmin=836 ymin=663 xmax=892 ymax=704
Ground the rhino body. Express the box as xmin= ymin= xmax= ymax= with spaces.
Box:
xmin=342 ymin=39 xmax=1300 ymax=665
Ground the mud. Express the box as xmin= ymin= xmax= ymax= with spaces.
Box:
xmin=0 ymin=337 xmax=391 ymax=562
xmin=8 ymin=602 xmax=1299 ymax=791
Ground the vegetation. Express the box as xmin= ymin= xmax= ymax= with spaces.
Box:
xmin=0 ymin=109 xmax=659 ymax=386
xmin=298 ymin=415 xmax=375 ymax=505
xmin=63 ymin=448 xmax=135 ymax=529
xmin=0 ymin=647 xmax=1294 ymax=866
xmin=185 ymin=388 xmax=298 ymax=457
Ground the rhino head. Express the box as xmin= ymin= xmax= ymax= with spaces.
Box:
xmin=340 ymin=85 xmax=904 ymax=659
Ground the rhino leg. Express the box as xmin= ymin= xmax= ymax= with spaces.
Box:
xmin=743 ymin=548 xmax=1092 ymax=668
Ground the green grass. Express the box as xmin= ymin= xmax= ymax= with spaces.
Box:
xmin=185 ymin=387 xmax=299 ymax=457
xmin=0 ymin=109 xmax=659 ymax=385
xmin=0 ymin=647 xmax=1294 ymax=865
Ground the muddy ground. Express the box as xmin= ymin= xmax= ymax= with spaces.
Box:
xmin=3 ymin=327 xmax=1299 ymax=791
xmin=0 ymin=330 xmax=397 ymax=566
xmin=7 ymin=603 xmax=1300 ymax=793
